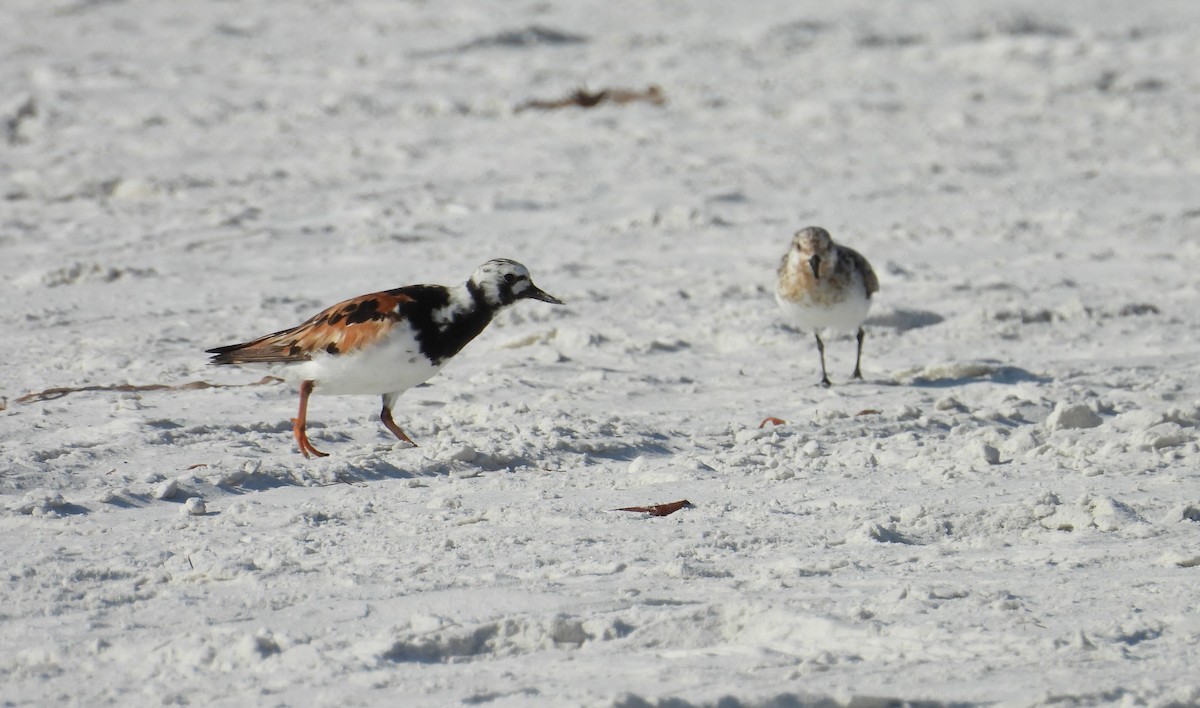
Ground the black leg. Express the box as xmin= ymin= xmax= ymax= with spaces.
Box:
xmin=852 ymin=327 xmax=866 ymax=380
xmin=815 ymin=332 xmax=831 ymax=387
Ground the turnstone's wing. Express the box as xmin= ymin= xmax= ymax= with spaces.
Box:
xmin=839 ymin=246 xmax=879 ymax=298
xmin=207 ymin=290 xmax=414 ymax=365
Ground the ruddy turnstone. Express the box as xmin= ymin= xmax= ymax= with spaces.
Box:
xmin=775 ymin=226 xmax=879 ymax=387
xmin=207 ymin=259 xmax=563 ymax=458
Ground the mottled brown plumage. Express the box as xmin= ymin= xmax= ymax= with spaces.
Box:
xmin=775 ymin=229 xmax=878 ymax=308
xmin=208 ymin=291 xmax=414 ymax=365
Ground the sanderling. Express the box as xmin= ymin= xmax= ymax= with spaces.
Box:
xmin=775 ymin=226 xmax=879 ymax=387
xmin=208 ymin=259 xmax=562 ymax=457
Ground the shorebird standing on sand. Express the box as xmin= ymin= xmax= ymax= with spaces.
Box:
xmin=775 ymin=226 xmax=879 ymax=387
xmin=208 ymin=259 xmax=562 ymax=458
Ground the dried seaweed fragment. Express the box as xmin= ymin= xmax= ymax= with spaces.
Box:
xmin=517 ymin=85 xmax=665 ymax=111
xmin=617 ymin=499 xmax=693 ymax=517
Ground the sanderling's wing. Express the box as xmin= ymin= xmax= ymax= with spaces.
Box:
xmin=839 ymin=246 xmax=879 ymax=298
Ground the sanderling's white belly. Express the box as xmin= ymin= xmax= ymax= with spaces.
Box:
xmin=284 ymin=327 xmax=442 ymax=395
xmin=776 ymin=291 xmax=871 ymax=333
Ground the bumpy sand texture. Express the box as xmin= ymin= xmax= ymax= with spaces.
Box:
xmin=3 ymin=1 xmax=1200 ymax=706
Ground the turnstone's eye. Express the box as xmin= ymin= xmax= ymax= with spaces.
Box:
xmin=503 ymin=273 xmax=517 ymax=284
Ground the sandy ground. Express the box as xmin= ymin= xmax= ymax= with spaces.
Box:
xmin=3 ymin=0 xmax=1200 ymax=706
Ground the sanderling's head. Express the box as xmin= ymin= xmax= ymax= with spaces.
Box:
xmin=790 ymin=226 xmax=836 ymax=279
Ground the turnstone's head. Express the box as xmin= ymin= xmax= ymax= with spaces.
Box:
xmin=788 ymin=226 xmax=836 ymax=279
xmin=470 ymin=259 xmax=563 ymax=308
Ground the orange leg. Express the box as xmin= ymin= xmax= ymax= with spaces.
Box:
xmin=291 ymin=380 xmax=328 ymax=458
xmin=759 ymin=417 xmax=787 ymax=428
xmin=380 ymin=403 xmax=418 ymax=447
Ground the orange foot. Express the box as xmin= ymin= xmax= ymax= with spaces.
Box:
xmin=292 ymin=380 xmax=328 ymax=458
xmin=381 ymin=406 xmax=418 ymax=447
xmin=758 ymin=417 xmax=786 ymax=428
xmin=292 ymin=417 xmax=329 ymax=458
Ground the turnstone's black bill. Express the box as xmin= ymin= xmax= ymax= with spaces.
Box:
xmin=207 ymin=259 xmax=563 ymax=458
xmin=775 ymin=227 xmax=879 ymax=387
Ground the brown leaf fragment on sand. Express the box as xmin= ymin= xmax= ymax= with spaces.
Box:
xmin=16 ymin=376 xmax=283 ymax=404
xmin=617 ymin=499 xmax=693 ymax=517
xmin=517 ymin=85 xmax=665 ymax=112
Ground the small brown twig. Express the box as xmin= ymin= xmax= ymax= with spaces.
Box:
xmin=15 ymin=376 xmax=283 ymax=404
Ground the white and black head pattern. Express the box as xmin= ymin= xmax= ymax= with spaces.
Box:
xmin=413 ymin=258 xmax=562 ymax=363
xmin=469 ymin=259 xmax=563 ymax=308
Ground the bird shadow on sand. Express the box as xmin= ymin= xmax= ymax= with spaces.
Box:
xmin=218 ymin=473 xmax=302 ymax=494
xmin=865 ymin=307 xmax=946 ymax=331
xmin=56 ymin=501 xmax=92 ymax=516
xmin=327 ymin=433 xmax=674 ymax=484
xmin=904 ymin=363 xmax=1050 ymax=388
xmin=476 ymin=438 xmax=675 ymax=472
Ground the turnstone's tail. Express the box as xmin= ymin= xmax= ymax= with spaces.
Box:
xmin=206 ymin=335 xmax=302 ymax=365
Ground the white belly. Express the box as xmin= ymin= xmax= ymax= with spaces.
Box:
xmin=775 ymin=290 xmax=871 ymax=333
xmin=284 ymin=327 xmax=442 ymax=395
